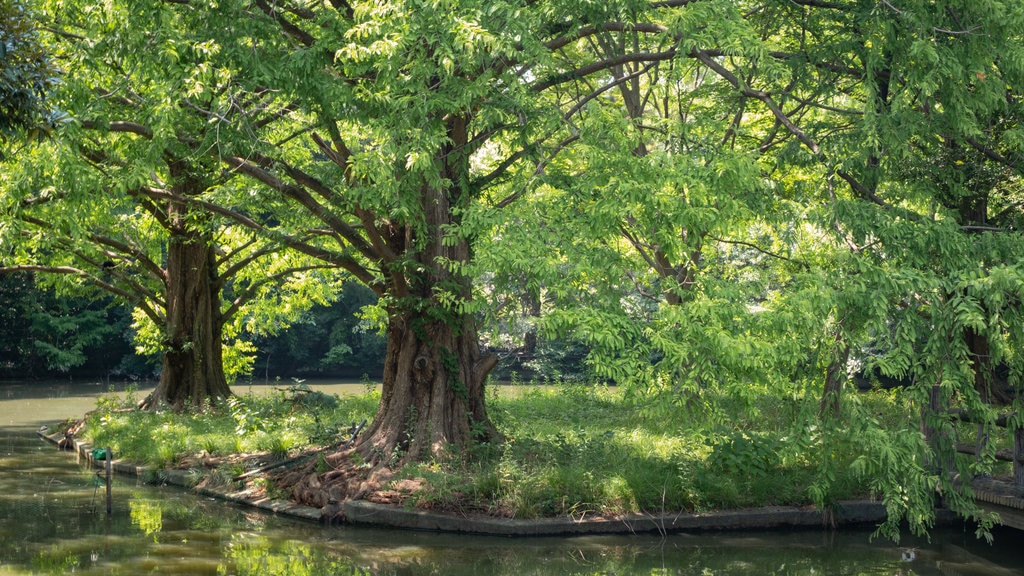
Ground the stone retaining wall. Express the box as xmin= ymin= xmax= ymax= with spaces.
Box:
xmin=40 ymin=428 xmax=939 ymax=536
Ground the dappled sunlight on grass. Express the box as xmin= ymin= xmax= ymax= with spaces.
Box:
xmin=82 ymin=386 xmax=379 ymax=467
xmin=77 ymin=382 xmax=915 ymax=519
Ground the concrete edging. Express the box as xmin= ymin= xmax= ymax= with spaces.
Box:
xmin=41 ymin=429 xmax=900 ymax=536
xmin=341 ymin=500 xmax=891 ymax=535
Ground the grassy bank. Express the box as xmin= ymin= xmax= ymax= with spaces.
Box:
xmin=81 ymin=382 xmax=928 ymax=519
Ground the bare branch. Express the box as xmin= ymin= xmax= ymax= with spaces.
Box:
xmin=137 ymin=185 xmax=380 ymax=290
xmin=253 ymin=0 xmax=315 ymax=47
xmin=965 ymin=135 xmax=1019 ymax=171
xmin=693 ymin=49 xmax=820 ymax=155
xmin=711 ymin=236 xmax=810 ymax=270
xmin=79 ymin=119 xmax=154 ymax=139
xmin=223 ymin=154 xmax=381 ymax=261
xmin=532 ymin=50 xmax=677 ymax=93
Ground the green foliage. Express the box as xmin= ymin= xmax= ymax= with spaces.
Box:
xmin=253 ymin=283 xmax=386 ymax=379
xmin=83 ymin=388 xmax=378 ymax=468
xmin=2 ymin=0 xmax=1023 ymax=541
xmin=0 ymin=272 xmax=143 ymax=377
xmin=221 ymin=535 xmax=370 ymax=576
xmin=0 ymin=0 xmax=60 ymax=148
xmin=394 ymin=384 xmax=875 ymax=518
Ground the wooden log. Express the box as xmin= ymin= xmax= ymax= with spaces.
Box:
xmin=955 ymin=443 xmax=1016 ymax=463
xmin=947 ymin=408 xmax=1016 ymax=427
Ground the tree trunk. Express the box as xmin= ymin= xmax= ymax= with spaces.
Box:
xmin=353 ymin=114 xmax=498 ymax=465
xmin=355 ymin=312 xmax=498 ymax=465
xmin=819 ymin=343 xmax=850 ymax=419
xmin=521 ymin=288 xmax=541 ymax=369
xmin=141 ymin=228 xmax=231 ymax=410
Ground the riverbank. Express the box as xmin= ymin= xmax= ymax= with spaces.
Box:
xmin=40 ymin=426 xmax=922 ymax=536
xmin=49 ymin=383 xmax=1003 ymax=540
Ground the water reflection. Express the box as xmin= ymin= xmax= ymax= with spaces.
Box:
xmin=2 ymin=381 xmax=1023 ymax=575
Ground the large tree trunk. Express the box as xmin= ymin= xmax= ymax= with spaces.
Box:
xmin=356 ymin=312 xmax=498 ymax=465
xmin=141 ymin=226 xmax=231 ymax=410
xmin=353 ymin=114 xmax=498 ymax=465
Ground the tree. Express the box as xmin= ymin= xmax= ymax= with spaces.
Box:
xmin=155 ymin=0 xmax=693 ymax=466
xmin=6 ymin=0 xmax=1022 ymax=539
xmin=470 ymin=0 xmax=1024 ymax=538
xmin=152 ymin=0 xmax=1024 ymax=474
xmin=0 ymin=0 xmax=58 ymax=150
xmin=0 ymin=272 xmax=140 ymax=379
xmin=1 ymin=0 xmax=343 ymax=409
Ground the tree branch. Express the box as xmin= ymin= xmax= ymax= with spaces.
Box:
xmin=221 ymin=263 xmax=338 ymax=322
xmin=0 ymin=265 xmax=159 ymax=321
xmin=693 ymin=49 xmax=820 ymax=155
xmin=222 ymin=154 xmax=381 ymax=262
xmin=710 ymin=236 xmax=810 ymax=270
xmin=136 ymin=186 xmax=381 ymax=291
xmin=531 ymin=50 xmax=677 ymax=93
xmin=79 ymin=119 xmax=153 ymax=139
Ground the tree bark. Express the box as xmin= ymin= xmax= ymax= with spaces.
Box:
xmin=352 ymin=114 xmax=499 ymax=465
xmin=356 ymin=311 xmax=498 ymax=465
xmin=141 ymin=219 xmax=231 ymax=410
xmin=819 ymin=342 xmax=850 ymax=419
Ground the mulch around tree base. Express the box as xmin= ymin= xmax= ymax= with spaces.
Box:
xmin=41 ymin=429 xmax=954 ymax=536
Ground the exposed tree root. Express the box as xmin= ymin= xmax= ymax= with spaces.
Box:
xmin=267 ymin=448 xmax=421 ymax=522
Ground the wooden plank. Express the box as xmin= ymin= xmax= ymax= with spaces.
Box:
xmin=956 ymin=443 xmax=1016 ymax=462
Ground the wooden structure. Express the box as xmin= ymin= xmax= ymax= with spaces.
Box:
xmin=952 ymin=409 xmax=1023 ymax=489
xmin=952 ymin=409 xmax=1024 ymax=531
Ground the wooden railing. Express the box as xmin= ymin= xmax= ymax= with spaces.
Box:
xmin=951 ymin=409 xmax=1023 ymax=489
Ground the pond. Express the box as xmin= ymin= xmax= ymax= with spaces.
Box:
xmin=1 ymin=380 xmax=1022 ymax=575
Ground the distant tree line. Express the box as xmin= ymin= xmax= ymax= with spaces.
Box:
xmin=0 ymin=272 xmax=388 ymax=382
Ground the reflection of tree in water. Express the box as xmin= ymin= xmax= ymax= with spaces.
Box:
xmin=129 ymin=498 xmax=162 ymax=538
xmin=223 ymin=535 xmax=370 ymax=576
xmin=212 ymin=532 xmax=926 ymax=576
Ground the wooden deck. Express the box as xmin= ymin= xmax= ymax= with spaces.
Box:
xmin=972 ymin=477 xmax=1024 ymax=531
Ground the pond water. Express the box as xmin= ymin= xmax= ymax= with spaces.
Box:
xmin=1 ymin=380 xmax=1023 ymax=575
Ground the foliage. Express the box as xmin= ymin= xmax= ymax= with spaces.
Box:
xmin=221 ymin=535 xmax=371 ymax=576
xmin=84 ymin=386 xmax=379 ymax=468
xmin=85 ymin=383 xmax=924 ymax=522
xmin=251 ymin=283 xmax=387 ymax=379
xmin=3 ymin=0 xmax=1024 ymax=540
xmin=0 ymin=0 xmax=357 ymax=405
xmin=0 ymin=272 xmax=144 ymax=377
xmin=395 ymin=383 xmax=877 ymax=518
xmin=0 ymin=0 xmax=60 ymax=149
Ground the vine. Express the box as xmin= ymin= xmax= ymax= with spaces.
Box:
xmin=439 ymin=347 xmax=468 ymax=401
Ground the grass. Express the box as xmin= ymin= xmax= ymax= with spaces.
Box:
xmin=80 ymin=381 xmax=929 ymax=519
xmin=84 ymin=385 xmax=379 ymax=468
xmin=406 ymin=383 xmax=875 ymax=517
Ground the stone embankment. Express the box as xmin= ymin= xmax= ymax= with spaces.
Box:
xmin=40 ymin=427 xmax=913 ymax=536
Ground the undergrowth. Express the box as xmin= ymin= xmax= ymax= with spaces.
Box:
xmin=83 ymin=385 xmax=379 ymax=468
xmin=80 ymin=381 xmax=922 ymax=519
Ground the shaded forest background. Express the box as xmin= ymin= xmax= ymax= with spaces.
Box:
xmin=0 ymin=272 xmax=584 ymax=382
xmin=0 ymin=272 xmax=393 ymax=381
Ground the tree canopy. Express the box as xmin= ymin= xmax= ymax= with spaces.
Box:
xmin=0 ymin=0 xmax=59 ymax=149
xmin=2 ymin=0 xmax=1023 ymax=539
